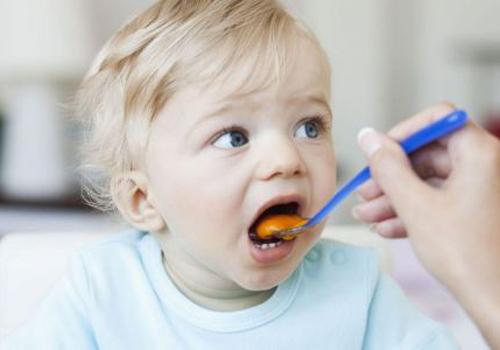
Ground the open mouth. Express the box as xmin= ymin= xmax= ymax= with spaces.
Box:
xmin=248 ymin=202 xmax=300 ymax=245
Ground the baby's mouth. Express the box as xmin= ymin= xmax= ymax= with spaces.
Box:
xmin=248 ymin=202 xmax=300 ymax=245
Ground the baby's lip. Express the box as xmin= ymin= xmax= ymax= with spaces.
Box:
xmin=248 ymin=193 xmax=307 ymax=232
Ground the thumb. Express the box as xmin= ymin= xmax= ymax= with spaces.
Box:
xmin=357 ymin=128 xmax=431 ymax=213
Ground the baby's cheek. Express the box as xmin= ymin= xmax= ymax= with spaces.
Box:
xmin=313 ymin=157 xmax=336 ymax=206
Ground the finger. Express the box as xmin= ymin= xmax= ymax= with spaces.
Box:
xmin=447 ymin=121 xmax=500 ymax=170
xmin=357 ymin=179 xmax=384 ymax=201
xmin=358 ymin=128 xmax=432 ymax=215
xmin=388 ymin=102 xmax=456 ymax=141
xmin=425 ymin=177 xmax=446 ymax=188
xmin=410 ymin=143 xmax=452 ymax=179
xmin=352 ymin=195 xmax=397 ymax=223
xmin=373 ymin=217 xmax=407 ymax=239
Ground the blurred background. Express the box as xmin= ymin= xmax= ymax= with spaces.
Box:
xmin=0 ymin=0 xmax=498 ymax=348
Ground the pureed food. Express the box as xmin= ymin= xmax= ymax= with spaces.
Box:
xmin=255 ymin=214 xmax=307 ymax=240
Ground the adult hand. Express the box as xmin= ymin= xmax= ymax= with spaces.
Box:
xmin=353 ymin=103 xmax=500 ymax=349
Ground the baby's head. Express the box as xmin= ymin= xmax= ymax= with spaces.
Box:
xmin=77 ymin=0 xmax=336 ymax=291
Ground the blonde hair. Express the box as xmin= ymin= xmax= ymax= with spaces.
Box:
xmin=76 ymin=0 xmax=328 ymax=213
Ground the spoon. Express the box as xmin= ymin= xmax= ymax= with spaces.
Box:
xmin=269 ymin=109 xmax=469 ymax=239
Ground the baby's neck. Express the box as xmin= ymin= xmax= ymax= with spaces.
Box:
xmin=161 ymin=251 xmax=275 ymax=312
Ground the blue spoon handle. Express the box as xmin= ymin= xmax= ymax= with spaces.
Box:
xmin=305 ymin=109 xmax=468 ymax=227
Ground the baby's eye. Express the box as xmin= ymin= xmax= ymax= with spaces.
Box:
xmin=295 ymin=119 xmax=321 ymax=139
xmin=213 ymin=129 xmax=249 ymax=149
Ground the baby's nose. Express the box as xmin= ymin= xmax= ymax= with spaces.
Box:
xmin=255 ymin=135 xmax=305 ymax=180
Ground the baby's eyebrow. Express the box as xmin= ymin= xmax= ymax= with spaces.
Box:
xmin=286 ymin=94 xmax=331 ymax=113
xmin=186 ymin=99 xmax=257 ymax=138
xmin=201 ymin=97 xmax=260 ymax=122
xmin=195 ymin=92 xmax=331 ymax=127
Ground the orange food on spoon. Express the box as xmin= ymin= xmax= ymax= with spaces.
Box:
xmin=256 ymin=214 xmax=307 ymax=241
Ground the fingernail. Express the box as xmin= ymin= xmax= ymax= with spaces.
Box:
xmin=357 ymin=127 xmax=382 ymax=157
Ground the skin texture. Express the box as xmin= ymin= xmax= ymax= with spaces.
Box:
xmin=116 ymin=33 xmax=336 ymax=312
xmin=353 ymin=103 xmax=500 ymax=349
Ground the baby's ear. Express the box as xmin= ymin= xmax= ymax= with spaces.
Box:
xmin=112 ymin=171 xmax=166 ymax=232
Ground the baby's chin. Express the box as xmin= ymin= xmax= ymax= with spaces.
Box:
xmin=236 ymin=232 xmax=322 ymax=291
xmin=233 ymin=262 xmax=298 ymax=292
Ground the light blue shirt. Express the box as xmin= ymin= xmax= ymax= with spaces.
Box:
xmin=2 ymin=230 xmax=457 ymax=349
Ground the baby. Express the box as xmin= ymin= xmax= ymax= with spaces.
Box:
xmin=2 ymin=1 xmax=457 ymax=349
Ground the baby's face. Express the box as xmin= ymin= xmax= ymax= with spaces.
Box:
xmin=145 ymin=35 xmax=336 ymax=291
